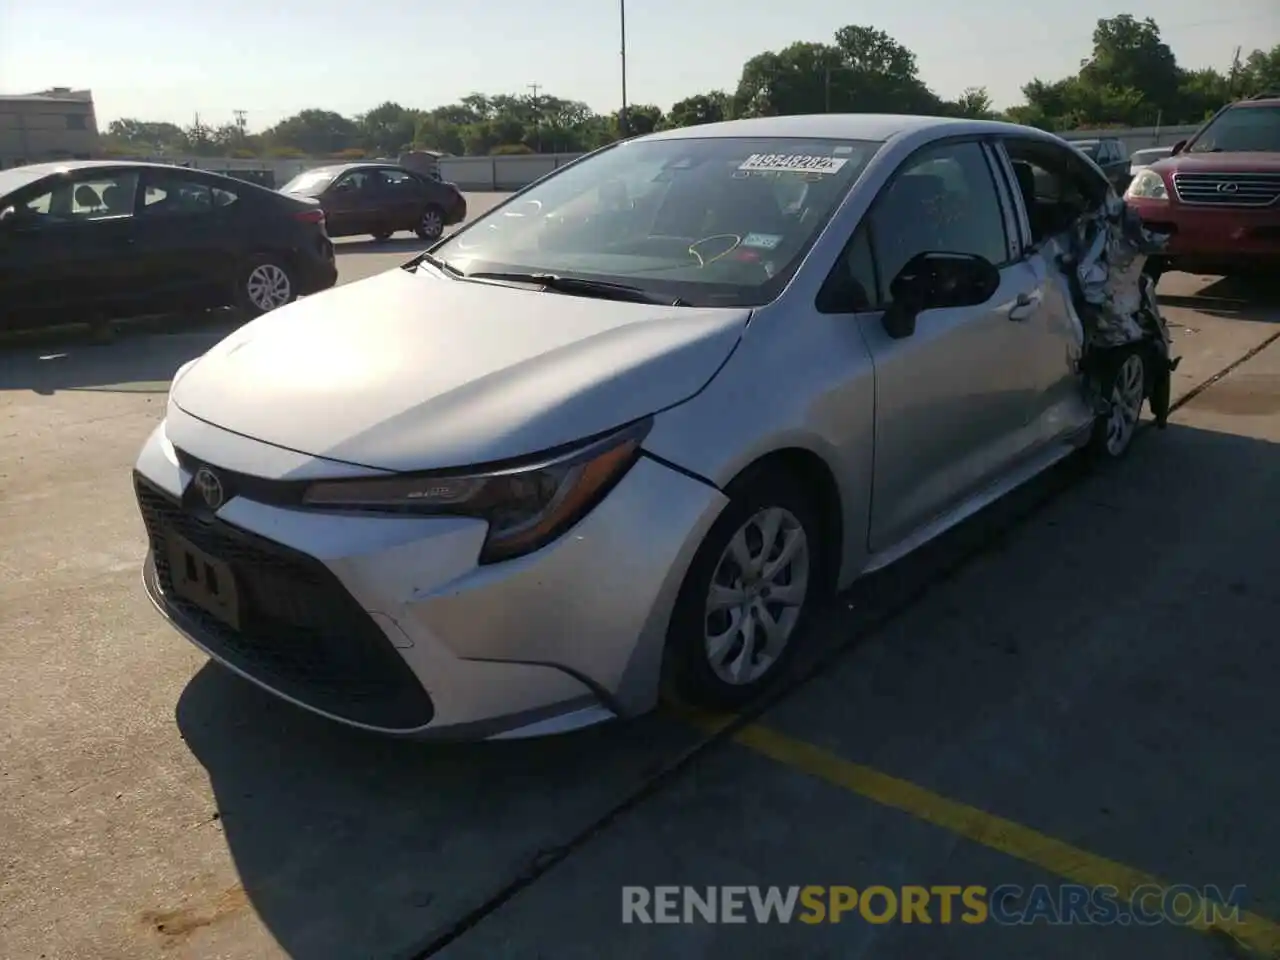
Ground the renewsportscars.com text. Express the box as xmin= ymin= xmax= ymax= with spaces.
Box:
xmin=622 ymin=884 xmax=1247 ymax=926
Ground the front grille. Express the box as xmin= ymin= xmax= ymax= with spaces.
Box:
xmin=135 ymin=474 xmax=434 ymax=730
xmin=1172 ymin=172 xmax=1280 ymax=207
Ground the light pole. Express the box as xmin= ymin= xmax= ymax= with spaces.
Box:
xmin=619 ymin=0 xmax=629 ymax=138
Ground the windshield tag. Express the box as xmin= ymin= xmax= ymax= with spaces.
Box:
xmin=738 ymin=154 xmax=848 ymax=175
xmin=742 ymin=233 xmax=782 ymax=250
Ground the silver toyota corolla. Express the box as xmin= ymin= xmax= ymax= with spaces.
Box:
xmin=134 ymin=114 xmax=1162 ymax=740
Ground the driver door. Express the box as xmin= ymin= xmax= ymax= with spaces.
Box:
xmin=849 ymin=140 xmax=1046 ymax=552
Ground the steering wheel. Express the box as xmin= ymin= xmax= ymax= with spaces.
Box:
xmin=688 ymin=234 xmax=742 ymax=268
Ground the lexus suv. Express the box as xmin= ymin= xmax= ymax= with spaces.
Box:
xmin=1125 ymin=93 xmax=1280 ymax=278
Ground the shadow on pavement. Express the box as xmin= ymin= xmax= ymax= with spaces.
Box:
xmin=171 ymin=414 xmax=1280 ymax=960
xmin=434 ymin=419 xmax=1280 ymax=960
xmin=1157 ymin=273 xmax=1280 ymax=322
xmin=0 ymin=312 xmax=238 ymax=394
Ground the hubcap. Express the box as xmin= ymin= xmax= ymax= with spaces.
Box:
xmin=246 ymin=264 xmax=291 ymax=311
xmin=704 ymin=506 xmax=811 ymax=686
xmin=421 ymin=209 xmax=443 ymax=237
xmin=1105 ymin=353 xmax=1145 ymax=455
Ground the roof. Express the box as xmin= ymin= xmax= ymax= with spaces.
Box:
xmin=0 ymin=159 xmax=272 ymax=199
xmin=639 ymin=113 xmax=1051 ymax=144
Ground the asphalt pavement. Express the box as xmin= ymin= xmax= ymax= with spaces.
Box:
xmin=1 ymin=200 xmax=1278 ymax=960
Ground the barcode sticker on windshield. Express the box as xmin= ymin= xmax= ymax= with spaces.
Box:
xmin=737 ymin=154 xmax=848 ymax=175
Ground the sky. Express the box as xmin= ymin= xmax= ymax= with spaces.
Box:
xmin=1 ymin=0 xmax=1276 ymax=131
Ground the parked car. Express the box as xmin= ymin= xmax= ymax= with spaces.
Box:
xmin=1127 ymin=145 xmax=1173 ymax=177
xmin=1071 ymin=137 xmax=1131 ymax=190
xmin=279 ymin=162 xmax=467 ymax=242
xmin=1126 ymin=92 xmax=1280 ymax=278
xmin=0 ymin=160 xmax=337 ymax=332
xmin=134 ymin=114 xmax=1173 ymax=740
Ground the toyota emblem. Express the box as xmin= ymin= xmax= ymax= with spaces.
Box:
xmin=193 ymin=466 xmax=225 ymax=510
xmin=1216 ymin=182 xmax=1240 ymax=193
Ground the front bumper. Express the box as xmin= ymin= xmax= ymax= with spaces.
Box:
xmin=133 ymin=412 xmax=726 ymax=739
xmin=1127 ymin=197 xmax=1280 ymax=271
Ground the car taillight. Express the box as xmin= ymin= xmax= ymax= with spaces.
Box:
xmin=294 ymin=209 xmax=325 ymax=225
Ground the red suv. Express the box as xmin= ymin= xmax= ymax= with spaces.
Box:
xmin=1125 ymin=93 xmax=1280 ymax=278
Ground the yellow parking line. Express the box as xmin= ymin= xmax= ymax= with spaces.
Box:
xmin=678 ymin=709 xmax=1280 ymax=955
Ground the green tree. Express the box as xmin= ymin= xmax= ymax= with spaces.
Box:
xmin=667 ymin=92 xmax=730 ymax=128
xmin=264 ymin=109 xmax=360 ymax=155
xmin=1238 ymin=44 xmax=1280 ymax=96
xmin=359 ymin=101 xmax=421 ymax=155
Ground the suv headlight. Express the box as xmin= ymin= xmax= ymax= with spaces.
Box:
xmin=1125 ymin=169 xmax=1168 ymax=200
xmin=302 ymin=419 xmax=651 ymax=563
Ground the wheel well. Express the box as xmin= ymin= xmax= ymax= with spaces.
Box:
xmin=727 ymin=447 xmax=844 ymax=586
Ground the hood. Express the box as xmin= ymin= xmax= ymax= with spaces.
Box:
xmin=172 ymin=266 xmax=749 ymax=472
xmin=1156 ymin=152 xmax=1280 ymax=174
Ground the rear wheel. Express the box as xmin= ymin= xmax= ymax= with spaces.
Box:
xmin=415 ymin=205 xmax=445 ymax=241
xmin=235 ymin=256 xmax=295 ymax=318
xmin=662 ymin=469 xmax=827 ymax=710
xmin=1088 ymin=347 xmax=1147 ymax=460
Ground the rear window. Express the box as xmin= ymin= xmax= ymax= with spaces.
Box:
xmin=281 ymin=170 xmax=337 ymax=195
xmin=1188 ymin=105 xmax=1280 ymax=154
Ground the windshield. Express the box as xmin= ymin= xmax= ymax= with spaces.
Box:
xmin=1188 ymin=105 xmax=1280 ymax=154
xmin=281 ymin=169 xmax=337 ymax=195
xmin=431 ymin=136 xmax=882 ymax=308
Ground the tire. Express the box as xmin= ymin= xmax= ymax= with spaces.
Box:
xmin=415 ymin=205 xmax=445 ymax=241
xmin=662 ymin=467 xmax=829 ymax=710
xmin=1087 ymin=346 xmax=1147 ymax=460
xmin=235 ymin=256 xmax=296 ymax=318
xmin=372 ymin=230 xmax=393 ymax=242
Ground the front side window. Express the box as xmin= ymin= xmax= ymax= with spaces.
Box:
xmin=2 ymin=171 xmax=140 ymax=224
xmin=432 ymin=136 xmax=883 ymax=308
xmin=868 ymin=141 xmax=1009 ymax=301
xmin=281 ymin=169 xmax=337 ymax=196
xmin=1188 ymin=104 xmax=1280 ymax=154
xmin=378 ymin=169 xmax=415 ymax=187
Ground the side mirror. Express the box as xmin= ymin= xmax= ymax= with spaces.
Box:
xmin=1170 ymin=140 xmax=1187 ymax=156
xmin=882 ymin=251 xmax=1001 ymax=339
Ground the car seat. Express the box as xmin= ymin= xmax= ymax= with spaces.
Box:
xmin=73 ymin=184 xmax=102 ymax=213
xmin=100 ymin=184 xmax=131 ymax=216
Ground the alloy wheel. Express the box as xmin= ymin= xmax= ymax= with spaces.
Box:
xmin=420 ymin=208 xmax=444 ymax=239
xmin=1105 ymin=353 xmax=1145 ymax=456
xmin=703 ymin=506 xmax=811 ymax=685
xmin=246 ymin=264 xmax=292 ymax=312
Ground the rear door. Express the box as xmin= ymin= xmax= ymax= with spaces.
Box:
xmin=374 ymin=168 xmax=422 ymax=230
xmin=134 ymin=169 xmax=242 ymax=310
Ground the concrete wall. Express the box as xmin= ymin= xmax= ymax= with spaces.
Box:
xmin=0 ymin=89 xmax=99 ymax=168
xmin=92 ymin=122 xmax=1206 ymax=192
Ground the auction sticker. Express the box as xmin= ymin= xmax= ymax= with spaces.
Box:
xmin=738 ymin=153 xmax=848 ymax=175
xmin=742 ymin=233 xmax=783 ymax=250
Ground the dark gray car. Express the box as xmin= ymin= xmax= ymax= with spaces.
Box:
xmin=280 ymin=162 xmax=467 ymax=242
xmin=1072 ymin=138 xmax=1130 ymax=190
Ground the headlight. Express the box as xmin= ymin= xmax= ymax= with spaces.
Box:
xmin=1125 ymin=169 xmax=1168 ymax=200
xmin=302 ymin=419 xmax=651 ymax=563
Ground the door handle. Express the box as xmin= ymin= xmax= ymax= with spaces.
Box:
xmin=1008 ymin=291 xmax=1040 ymax=321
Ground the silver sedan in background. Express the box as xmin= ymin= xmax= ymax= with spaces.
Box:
xmin=134 ymin=114 xmax=1167 ymax=740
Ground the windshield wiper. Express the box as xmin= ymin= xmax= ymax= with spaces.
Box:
xmin=465 ymin=271 xmax=689 ymax=306
xmin=408 ymin=251 xmax=463 ymax=276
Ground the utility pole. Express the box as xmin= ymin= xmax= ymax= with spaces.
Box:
xmin=527 ymin=83 xmax=542 ymax=153
xmin=619 ymin=0 xmax=629 ymax=138
xmin=233 ymin=109 xmax=247 ymax=132
xmin=1228 ymin=46 xmax=1242 ymax=98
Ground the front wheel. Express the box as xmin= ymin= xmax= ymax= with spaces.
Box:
xmin=662 ymin=470 xmax=827 ymax=710
xmin=415 ymin=205 xmax=445 ymax=241
xmin=235 ymin=256 xmax=295 ymax=318
xmin=1088 ymin=347 xmax=1147 ymax=460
